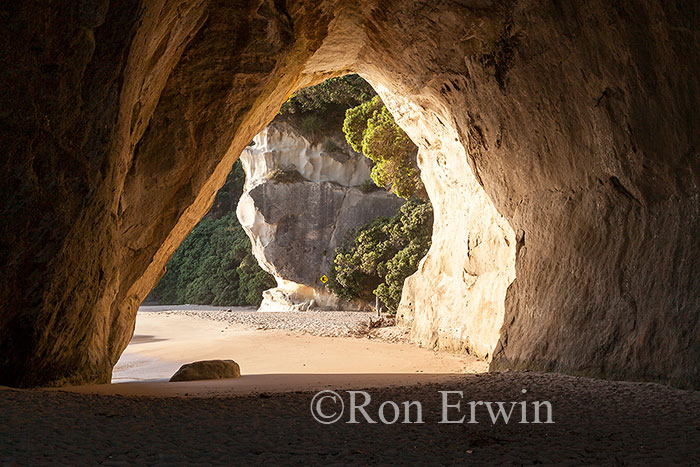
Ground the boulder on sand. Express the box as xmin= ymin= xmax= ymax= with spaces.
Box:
xmin=169 ymin=360 xmax=241 ymax=382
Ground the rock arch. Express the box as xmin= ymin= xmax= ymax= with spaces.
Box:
xmin=1 ymin=0 xmax=698 ymax=387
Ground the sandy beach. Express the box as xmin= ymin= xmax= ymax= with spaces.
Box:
xmin=96 ymin=306 xmax=486 ymax=396
xmin=3 ymin=372 xmax=699 ymax=464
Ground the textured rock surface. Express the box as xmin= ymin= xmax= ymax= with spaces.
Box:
xmin=169 ymin=360 xmax=241 ymax=382
xmin=237 ymin=123 xmax=404 ymax=311
xmin=0 ymin=0 xmax=698 ymax=387
xmin=394 ymin=107 xmax=516 ymax=361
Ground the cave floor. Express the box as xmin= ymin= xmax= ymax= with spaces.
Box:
xmin=2 ymin=371 xmax=698 ymax=464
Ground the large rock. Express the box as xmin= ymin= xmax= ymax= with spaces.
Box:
xmin=0 ymin=0 xmax=699 ymax=388
xmin=169 ymin=360 xmax=241 ymax=382
xmin=236 ymin=123 xmax=405 ymax=311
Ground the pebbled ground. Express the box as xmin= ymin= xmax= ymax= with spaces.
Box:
xmin=150 ymin=307 xmax=386 ymax=338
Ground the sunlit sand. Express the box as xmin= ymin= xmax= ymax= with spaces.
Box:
xmin=61 ymin=308 xmax=487 ymax=397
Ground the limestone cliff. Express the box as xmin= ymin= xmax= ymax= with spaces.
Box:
xmin=237 ymin=122 xmax=404 ymax=311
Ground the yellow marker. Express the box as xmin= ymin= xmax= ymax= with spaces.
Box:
xmin=320 ymin=275 xmax=328 ymax=283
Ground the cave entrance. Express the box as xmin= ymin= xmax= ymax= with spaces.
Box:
xmin=115 ymin=75 xmax=513 ymax=384
xmin=144 ymin=75 xmax=424 ymax=315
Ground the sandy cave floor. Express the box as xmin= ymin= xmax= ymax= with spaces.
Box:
xmin=2 ymin=373 xmax=699 ymax=464
xmin=0 ymin=308 xmax=699 ymax=464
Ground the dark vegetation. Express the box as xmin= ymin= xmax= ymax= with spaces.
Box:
xmin=279 ymin=74 xmax=375 ymax=133
xmin=327 ymin=200 xmax=433 ymax=313
xmin=266 ymin=168 xmax=306 ymax=184
xmin=359 ymin=178 xmax=381 ymax=193
xmin=150 ymin=161 xmax=275 ymax=306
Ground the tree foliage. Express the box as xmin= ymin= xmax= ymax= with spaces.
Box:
xmin=280 ymin=74 xmax=375 ymax=133
xmin=343 ymin=96 xmax=425 ymax=199
xmin=326 ymin=200 xmax=433 ymax=312
xmin=151 ymin=212 xmax=275 ymax=306
xmin=208 ymin=160 xmax=246 ymax=220
xmin=151 ymin=161 xmax=275 ymax=306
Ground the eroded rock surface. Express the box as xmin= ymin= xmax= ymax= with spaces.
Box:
xmin=1 ymin=0 xmax=698 ymax=387
xmin=237 ymin=123 xmax=404 ymax=311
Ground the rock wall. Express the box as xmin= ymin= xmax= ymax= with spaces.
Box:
xmin=389 ymin=92 xmax=517 ymax=361
xmin=1 ymin=0 xmax=698 ymax=387
xmin=357 ymin=2 xmax=700 ymax=388
xmin=237 ymin=122 xmax=404 ymax=311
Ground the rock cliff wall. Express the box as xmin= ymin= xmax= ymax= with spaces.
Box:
xmin=237 ymin=123 xmax=404 ymax=311
xmin=388 ymin=91 xmax=517 ymax=361
xmin=1 ymin=0 xmax=698 ymax=387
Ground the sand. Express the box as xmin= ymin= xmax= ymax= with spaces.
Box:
xmin=2 ymin=309 xmax=698 ymax=463
xmin=3 ymin=373 xmax=699 ymax=464
xmin=76 ymin=308 xmax=485 ymax=396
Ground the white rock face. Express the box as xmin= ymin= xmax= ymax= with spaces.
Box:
xmin=238 ymin=124 xmax=372 ymax=186
xmin=375 ymin=87 xmax=516 ymax=362
xmin=237 ymin=122 xmax=404 ymax=311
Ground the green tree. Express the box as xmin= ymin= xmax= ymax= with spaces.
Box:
xmin=342 ymin=96 xmax=425 ymax=199
xmin=326 ymin=200 xmax=433 ymax=312
xmin=209 ymin=160 xmax=246 ymax=219
xmin=280 ymin=74 xmax=375 ymax=129
xmin=151 ymin=212 xmax=275 ymax=306
xmin=151 ymin=161 xmax=276 ymax=306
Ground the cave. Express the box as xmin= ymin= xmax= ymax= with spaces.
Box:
xmin=1 ymin=0 xmax=698 ymax=389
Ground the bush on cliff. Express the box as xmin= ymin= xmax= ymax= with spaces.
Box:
xmin=343 ymin=96 xmax=426 ymax=199
xmin=326 ymin=200 xmax=433 ymax=312
xmin=280 ymin=74 xmax=375 ymax=130
xmin=266 ymin=168 xmax=306 ymax=184
xmin=281 ymin=74 xmax=425 ymax=200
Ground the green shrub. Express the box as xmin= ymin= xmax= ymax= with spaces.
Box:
xmin=300 ymin=114 xmax=323 ymax=134
xmin=280 ymin=74 xmax=375 ymax=127
xmin=359 ymin=179 xmax=381 ymax=193
xmin=322 ymin=138 xmax=340 ymax=152
xmin=326 ymin=200 xmax=433 ymax=312
xmin=236 ymin=255 xmax=278 ymax=305
xmin=343 ymin=96 xmax=425 ymax=199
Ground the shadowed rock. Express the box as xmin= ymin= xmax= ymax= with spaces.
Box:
xmin=169 ymin=360 xmax=241 ymax=382
xmin=237 ymin=123 xmax=405 ymax=311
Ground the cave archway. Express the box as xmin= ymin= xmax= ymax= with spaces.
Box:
xmin=1 ymin=0 xmax=698 ymax=388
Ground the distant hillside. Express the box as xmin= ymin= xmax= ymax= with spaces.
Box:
xmin=149 ymin=161 xmax=275 ymax=306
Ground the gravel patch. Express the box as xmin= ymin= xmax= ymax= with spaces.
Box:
xmin=155 ymin=308 xmax=385 ymax=338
